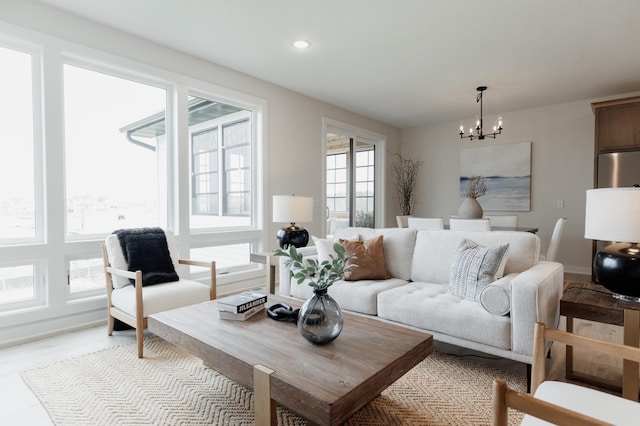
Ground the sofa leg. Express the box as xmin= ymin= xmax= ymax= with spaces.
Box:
xmin=526 ymin=363 xmax=532 ymax=393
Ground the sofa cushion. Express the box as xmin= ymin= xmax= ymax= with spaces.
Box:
xmin=448 ymin=239 xmax=509 ymax=301
xmin=377 ymin=282 xmax=511 ymax=350
xmin=523 ymin=381 xmax=640 ymax=425
xmin=329 ymin=278 xmax=408 ymax=315
xmin=334 ymin=227 xmax=417 ymax=280
xmin=340 ymin=235 xmax=391 ymax=281
xmin=289 ymin=276 xmax=408 ymax=315
xmin=111 ymin=279 xmax=210 ymax=317
xmin=411 ymin=230 xmax=539 ymax=284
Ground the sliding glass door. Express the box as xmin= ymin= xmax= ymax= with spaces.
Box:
xmin=325 ymin=120 xmax=384 ymax=237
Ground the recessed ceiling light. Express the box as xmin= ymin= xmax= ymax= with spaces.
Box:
xmin=293 ymin=40 xmax=311 ymax=49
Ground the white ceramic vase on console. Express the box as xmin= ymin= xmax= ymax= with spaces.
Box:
xmin=457 ymin=197 xmax=483 ymax=219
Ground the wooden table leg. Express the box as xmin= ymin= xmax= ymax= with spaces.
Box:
xmin=265 ymin=255 xmax=276 ymax=294
xmin=565 ymin=316 xmax=574 ymax=381
xmin=623 ymin=309 xmax=640 ymax=401
xmin=254 ymin=364 xmax=276 ymax=426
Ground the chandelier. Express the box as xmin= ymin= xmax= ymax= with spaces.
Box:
xmin=459 ymin=86 xmax=503 ymax=140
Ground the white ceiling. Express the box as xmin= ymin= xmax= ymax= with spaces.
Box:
xmin=35 ymin=0 xmax=640 ymax=128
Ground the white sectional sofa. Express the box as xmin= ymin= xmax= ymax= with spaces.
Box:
xmin=278 ymin=226 xmax=564 ymax=365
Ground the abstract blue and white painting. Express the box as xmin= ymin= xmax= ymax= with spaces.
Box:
xmin=459 ymin=142 xmax=531 ymax=211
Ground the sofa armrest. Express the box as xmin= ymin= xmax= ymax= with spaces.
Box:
xmin=277 ymin=246 xmax=318 ymax=296
xmin=510 ymin=261 xmax=564 ymax=357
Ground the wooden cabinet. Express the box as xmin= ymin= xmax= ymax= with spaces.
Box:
xmin=593 ymin=96 xmax=640 ymax=152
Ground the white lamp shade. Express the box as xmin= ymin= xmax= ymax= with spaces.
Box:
xmin=273 ymin=195 xmax=313 ymax=224
xmin=585 ymin=188 xmax=640 ymax=243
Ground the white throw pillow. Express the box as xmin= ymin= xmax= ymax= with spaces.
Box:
xmin=312 ymin=234 xmax=359 ymax=264
xmin=448 ymin=239 xmax=510 ymax=302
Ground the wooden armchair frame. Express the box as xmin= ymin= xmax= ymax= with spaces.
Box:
xmin=492 ymin=322 xmax=640 ymax=426
xmin=101 ymin=244 xmax=216 ymax=358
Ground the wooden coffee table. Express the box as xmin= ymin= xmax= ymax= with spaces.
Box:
xmin=148 ymin=295 xmax=433 ymax=425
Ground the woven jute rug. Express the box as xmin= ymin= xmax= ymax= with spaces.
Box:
xmin=22 ymin=337 xmax=525 ymax=425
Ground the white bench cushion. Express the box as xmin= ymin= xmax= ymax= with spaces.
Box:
xmin=522 ymin=381 xmax=640 ymax=425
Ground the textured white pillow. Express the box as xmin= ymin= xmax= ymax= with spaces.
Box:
xmin=312 ymin=234 xmax=359 ymax=263
xmin=448 ymin=239 xmax=510 ymax=302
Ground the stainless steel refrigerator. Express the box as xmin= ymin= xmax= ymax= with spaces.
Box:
xmin=598 ymin=151 xmax=640 ymax=188
xmin=594 ymin=151 xmax=640 ymax=272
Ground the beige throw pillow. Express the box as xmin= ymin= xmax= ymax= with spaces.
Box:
xmin=340 ymin=235 xmax=391 ymax=281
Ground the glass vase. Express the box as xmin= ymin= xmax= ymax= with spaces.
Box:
xmin=298 ymin=289 xmax=343 ymax=344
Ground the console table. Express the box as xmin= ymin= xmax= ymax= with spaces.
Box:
xmin=561 ymin=280 xmax=640 ymax=400
xmin=250 ymin=252 xmax=277 ymax=294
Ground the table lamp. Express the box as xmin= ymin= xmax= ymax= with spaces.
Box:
xmin=584 ymin=187 xmax=640 ymax=301
xmin=273 ymin=195 xmax=313 ymax=249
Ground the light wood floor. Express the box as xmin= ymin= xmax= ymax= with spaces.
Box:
xmin=0 ymin=316 xmax=629 ymax=426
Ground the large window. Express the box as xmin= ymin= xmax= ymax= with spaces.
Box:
xmin=63 ymin=64 xmax=167 ymax=238
xmin=0 ymin=43 xmax=42 ymax=308
xmin=0 ymin=45 xmax=37 ymax=242
xmin=0 ymin=31 xmax=264 ymax=323
xmin=189 ymin=95 xmax=252 ymax=229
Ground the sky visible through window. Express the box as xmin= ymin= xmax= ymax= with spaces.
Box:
xmin=0 ymin=46 xmax=35 ymax=239
xmin=64 ymin=64 xmax=166 ymax=236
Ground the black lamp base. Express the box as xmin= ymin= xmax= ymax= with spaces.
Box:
xmin=277 ymin=225 xmax=309 ymax=249
xmin=593 ymin=242 xmax=640 ymax=301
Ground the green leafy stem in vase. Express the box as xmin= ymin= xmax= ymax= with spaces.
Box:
xmin=274 ymin=243 xmax=356 ymax=291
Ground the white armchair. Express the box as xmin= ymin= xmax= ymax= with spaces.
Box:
xmin=102 ymin=229 xmax=216 ymax=358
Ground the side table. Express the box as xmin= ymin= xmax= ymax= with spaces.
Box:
xmin=561 ymin=280 xmax=640 ymax=401
xmin=250 ymin=252 xmax=278 ymax=294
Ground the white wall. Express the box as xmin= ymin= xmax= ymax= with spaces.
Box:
xmin=402 ymin=98 xmax=612 ymax=274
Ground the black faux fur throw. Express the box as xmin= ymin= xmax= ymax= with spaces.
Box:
xmin=114 ymin=227 xmax=179 ymax=286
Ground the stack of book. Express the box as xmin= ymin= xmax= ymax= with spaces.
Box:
xmin=216 ymin=291 xmax=268 ymax=321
